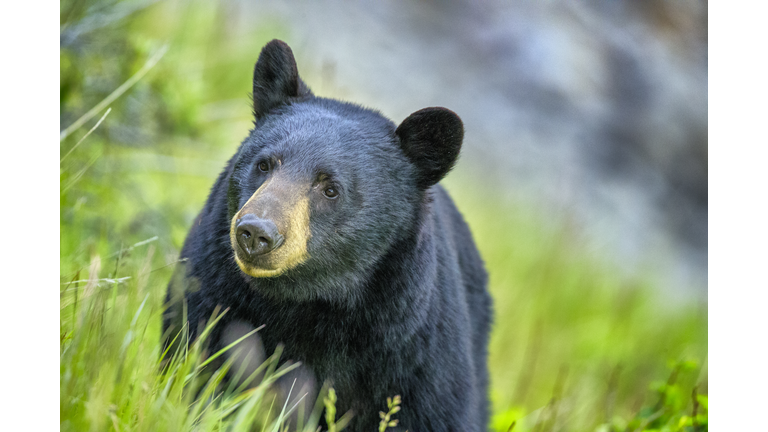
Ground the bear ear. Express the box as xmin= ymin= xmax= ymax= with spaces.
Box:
xmin=252 ymin=39 xmax=312 ymax=119
xmin=396 ymin=107 xmax=464 ymax=189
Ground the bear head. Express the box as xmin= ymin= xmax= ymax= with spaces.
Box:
xmin=226 ymin=40 xmax=463 ymax=303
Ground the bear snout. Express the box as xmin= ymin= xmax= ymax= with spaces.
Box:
xmin=235 ymin=214 xmax=284 ymax=260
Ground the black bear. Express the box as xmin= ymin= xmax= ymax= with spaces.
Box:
xmin=164 ymin=39 xmax=492 ymax=431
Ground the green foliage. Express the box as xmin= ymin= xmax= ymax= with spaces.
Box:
xmin=323 ymin=387 xmax=352 ymax=432
xmin=60 ymin=1 xmax=707 ymax=431
xmin=60 ymin=249 xmax=314 ymax=432
xmin=443 ymin=177 xmax=708 ymax=431
xmin=586 ymin=360 xmax=708 ymax=432
xmin=618 ymin=360 xmax=708 ymax=432
xmin=378 ymin=395 xmax=402 ymax=432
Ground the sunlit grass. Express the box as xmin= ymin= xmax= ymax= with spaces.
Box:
xmin=60 ymin=247 xmax=327 ymax=432
xmin=444 ymin=173 xmax=707 ymax=431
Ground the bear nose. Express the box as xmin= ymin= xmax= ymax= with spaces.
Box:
xmin=235 ymin=215 xmax=284 ymax=259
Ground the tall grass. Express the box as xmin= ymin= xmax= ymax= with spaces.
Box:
xmin=444 ymin=174 xmax=707 ymax=431
xmin=60 ymin=246 xmax=327 ymax=431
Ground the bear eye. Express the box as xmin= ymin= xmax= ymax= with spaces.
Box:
xmin=323 ymin=187 xmax=339 ymax=199
xmin=258 ymin=161 xmax=270 ymax=172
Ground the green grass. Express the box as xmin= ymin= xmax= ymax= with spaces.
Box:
xmin=60 ymin=249 xmax=327 ymax=432
xmin=444 ymin=174 xmax=707 ymax=431
xmin=60 ymin=1 xmax=707 ymax=430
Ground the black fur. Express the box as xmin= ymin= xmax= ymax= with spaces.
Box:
xmin=251 ymin=39 xmax=312 ymax=119
xmin=396 ymin=107 xmax=464 ymax=189
xmin=164 ymin=39 xmax=492 ymax=431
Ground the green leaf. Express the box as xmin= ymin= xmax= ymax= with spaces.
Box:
xmin=696 ymin=394 xmax=708 ymax=411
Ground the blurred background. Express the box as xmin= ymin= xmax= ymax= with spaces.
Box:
xmin=60 ymin=0 xmax=708 ymax=430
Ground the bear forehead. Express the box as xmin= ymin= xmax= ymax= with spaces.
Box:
xmin=251 ymin=102 xmax=399 ymax=159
